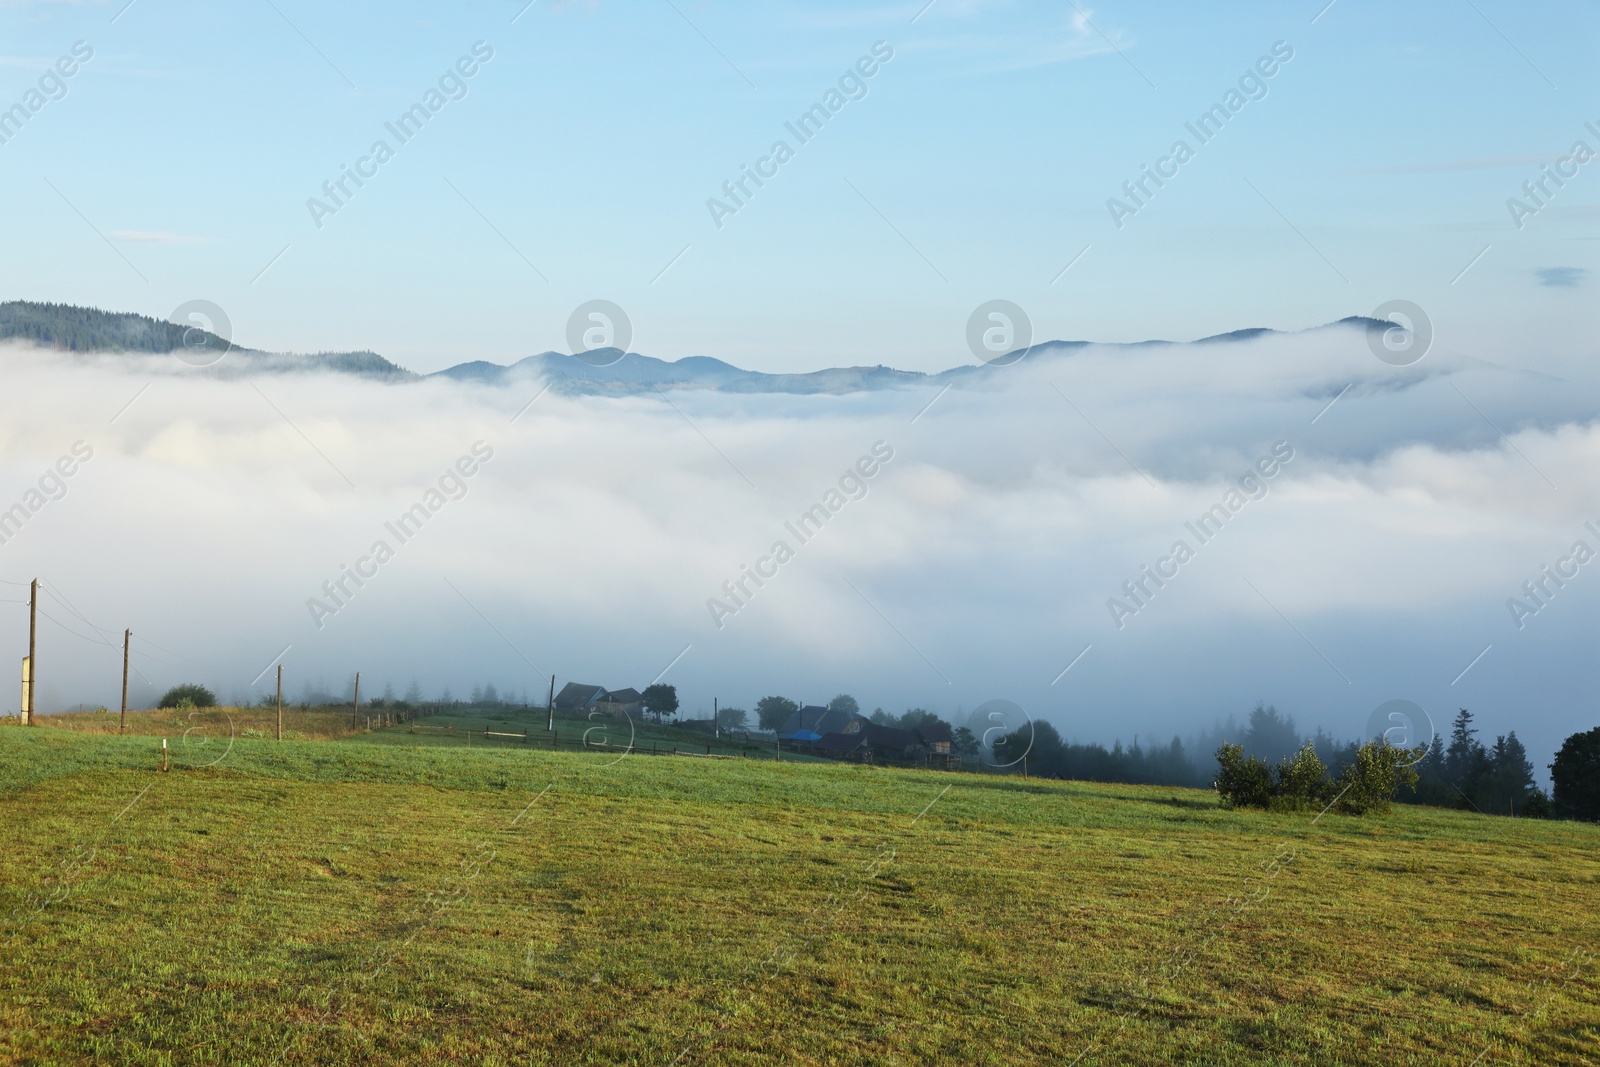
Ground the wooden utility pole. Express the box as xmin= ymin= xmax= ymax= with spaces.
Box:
xmin=714 ymin=697 xmax=719 ymax=739
xmin=352 ymin=672 xmax=361 ymax=729
xmin=546 ymin=675 xmax=555 ymax=731
xmin=27 ymin=579 xmax=37 ymax=726
xmin=276 ymin=664 xmax=283 ymax=741
xmin=119 ymin=629 xmax=130 ymax=734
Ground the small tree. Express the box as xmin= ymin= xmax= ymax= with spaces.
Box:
xmin=1273 ymin=741 xmax=1330 ymax=811
xmin=158 ymin=683 xmax=216 ymax=709
xmin=755 ymin=695 xmax=799 ymax=732
xmin=828 ymin=693 xmax=860 ymax=716
xmin=1551 ymin=726 xmax=1600 ymax=821
xmin=1214 ymin=743 xmax=1273 ymax=809
xmin=1335 ymin=740 xmax=1422 ymax=815
xmin=643 ymin=684 xmax=679 ymax=722
xmin=718 ymin=706 xmax=749 ymax=731
xmin=952 ymin=726 xmax=979 ymax=757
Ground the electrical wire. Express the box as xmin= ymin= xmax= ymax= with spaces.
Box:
xmin=40 ymin=580 xmax=120 ymax=645
xmin=32 ymin=605 xmax=156 ymax=686
xmin=34 ymin=605 xmax=112 ymax=647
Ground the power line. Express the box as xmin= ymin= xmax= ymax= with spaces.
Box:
xmin=40 ymin=581 xmax=120 ymax=647
xmin=33 ymin=604 xmax=156 ymax=685
xmin=35 ymin=606 xmax=112 ymax=647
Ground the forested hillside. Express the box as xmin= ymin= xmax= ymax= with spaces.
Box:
xmin=0 ymin=301 xmax=414 ymax=381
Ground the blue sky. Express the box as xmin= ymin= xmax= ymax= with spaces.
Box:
xmin=2 ymin=0 xmax=1596 ymax=373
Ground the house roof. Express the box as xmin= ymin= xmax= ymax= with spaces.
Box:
xmin=778 ymin=706 xmax=865 ymax=740
xmin=915 ymin=721 xmax=953 ymax=744
xmin=603 ymin=687 xmax=643 ymax=704
xmin=554 ymin=682 xmax=606 ymax=708
xmin=814 ymin=731 xmax=868 ymax=754
xmin=861 ymin=724 xmax=918 ymax=751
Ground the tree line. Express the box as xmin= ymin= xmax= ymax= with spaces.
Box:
xmin=991 ymin=701 xmax=1600 ymax=822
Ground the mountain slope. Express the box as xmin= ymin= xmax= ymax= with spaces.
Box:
xmin=0 ymin=301 xmax=416 ymax=382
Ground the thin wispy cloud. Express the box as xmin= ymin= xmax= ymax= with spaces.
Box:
xmin=105 ymin=230 xmax=211 ymax=245
xmin=1535 ymin=266 xmax=1590 ymax=287
xmin=1345 ymin=154 xmax=1562 ymax=175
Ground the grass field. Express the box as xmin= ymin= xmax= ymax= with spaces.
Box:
xmin=2 ymin=722 xmax=1598 ymax=1066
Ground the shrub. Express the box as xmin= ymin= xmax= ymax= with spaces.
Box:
xmin=158 ymin=683 xmax=216 ymax=709
xmin=1333 ymin=740 xmax=1422 ymax=815
xmin=1217 ymin=739 xmax=1418 ymax=815
xmin=1215 ymin=743 xmax=1273 ymax=809
xmin=1273 ymin=741 xmax=1331 ymax=811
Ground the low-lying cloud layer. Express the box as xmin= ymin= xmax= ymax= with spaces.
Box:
xmin=2 ymin=323 xmax=1597 ymax=772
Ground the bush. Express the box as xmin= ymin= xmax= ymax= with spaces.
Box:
xmin=1217 ymin=739 xmax=1419 ymax=815
xmin=1273 ymin=742 xmax=1331 ymax=811
xmin=158 ymin=683 xmax=216 ymax=709
xmin=1215 ymin=743 xmax=1273 ymax=809
xmin=1333 ymin=740 xmax=1422 ymax=815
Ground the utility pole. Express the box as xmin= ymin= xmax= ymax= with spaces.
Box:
xmin=27 ymin=578 xmax=37 ymax=726
xmin=714 ymin=697 xmax=719 ymax=739
xmin=352 ymin=672 xmax=361 ymax=729
xmin=546 ymin=675 xmax=555 ymax=731
xmin=120 ymin=629 xmax=130 ymax=735
xmin=276 ymin=664 xmax=283 ymax=741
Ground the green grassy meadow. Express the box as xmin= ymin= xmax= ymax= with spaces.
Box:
xmin=2 ymin=721 xmax=1598 ymax=1065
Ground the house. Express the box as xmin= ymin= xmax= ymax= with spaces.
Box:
xmin=914 ymin=721 xmax=953 ymax=755
xmin=553 ymin=682 xmax=607 ymax=712
xmin=813 ymin=731 xmax=869 ymax=759
xmin=860 ymin=723 xmax=919 ymax=760
xmin=810 ymin=718 xmax=961 ymax=768
xmin=778 ymin=705 xmax=866 ymax=744
xmin=596 ymin=687 xmax=643 ymax=718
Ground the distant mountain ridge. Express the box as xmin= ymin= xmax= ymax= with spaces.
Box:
xmin=1 ymin=300 xmax=1390 ymax=395
xmin=0 ymin=301 xmax=414 ymax=382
